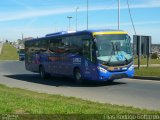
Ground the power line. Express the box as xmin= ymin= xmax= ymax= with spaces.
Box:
xmin=127 ymin=0 xmax=136 ymax=35
xmin=118 ymin=0 xmax=120 ymax=30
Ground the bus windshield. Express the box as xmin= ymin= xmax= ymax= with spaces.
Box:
xmin=95 ymin=34 xmax=133 ymax=66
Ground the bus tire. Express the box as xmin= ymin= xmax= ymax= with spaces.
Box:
xmin=39 ymin=66 xmax=47 ymax=79
xmin=74 ymin=68 xmax=84 ymax=84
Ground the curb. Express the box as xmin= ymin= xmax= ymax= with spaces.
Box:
xmin=0 ymin=60 xmax=19 ymax=62
xmin=133 ymin=76 xmax=160 ymax=81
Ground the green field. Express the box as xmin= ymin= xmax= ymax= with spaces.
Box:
xmin=0 ymin=84 xmax=159 ymax=116
xmin=134 ymin=58 xmax=160 ymax=65
xmin=0 ymin=43 xmax=18 ymax=60
xmin=135 ymin=67 xmax=160 ymax=77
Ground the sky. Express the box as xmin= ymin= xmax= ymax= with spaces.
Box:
xmin=0 ymin=0 xmax=160 ymax=43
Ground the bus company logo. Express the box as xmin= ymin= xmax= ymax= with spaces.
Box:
xmin=73 ymin=58 xmax=81 ymax=64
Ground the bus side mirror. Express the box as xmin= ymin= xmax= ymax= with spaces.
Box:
xmin=127 ymin=35 xmax=131 ymax=41
xmin=93 ymin=37 xmax=97 ymax=43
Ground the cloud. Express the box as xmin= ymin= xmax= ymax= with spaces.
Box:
xmin=88 ymin=0 xmax=160 ymax=11
xmin=0 ymin=0 xmax=160 ymax=22
xmin=0 ymin=8 xmax=74 ymax=21
xmin=77 ymin=21 xmax=160 ymax=30
xmin=11 ymin=0 xmax=33 ymax=10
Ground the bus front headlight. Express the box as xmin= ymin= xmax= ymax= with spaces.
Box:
xmin=98 ymin=66 xmax=108 ymax=73
xmin=129 ymin=65 xmax=134 ymax=70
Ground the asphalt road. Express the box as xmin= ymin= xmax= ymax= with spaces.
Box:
xmin=0 ymin=61 xmax=160 ymax=111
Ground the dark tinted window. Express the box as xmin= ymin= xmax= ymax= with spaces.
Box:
xmin=82 ymin=38 xmax=90 ymax=60
xmin=39 ymin=38 xmax=48 ymax=53
xmin=63 ymin=36 xmax=83 ymax=54
xmin=49 ymin=38 xmax=63 ymax=53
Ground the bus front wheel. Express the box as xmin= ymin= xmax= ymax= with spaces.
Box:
xmin=39 ymin=66 xmax=47 ymax=79
xmin=74 ymin=69 xmax=84 ymax=84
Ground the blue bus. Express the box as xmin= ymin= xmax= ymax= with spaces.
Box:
xmin=25 ymin=29 xmax=134 ymax=83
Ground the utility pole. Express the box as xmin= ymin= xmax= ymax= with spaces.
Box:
xmin=118 ymin=0 xmax=120 ymax=30
xmin=76 ymin=7 xmax=79 ymax=31
xmin=67 ymin=16 xmax=72 ymax=31
xmin=87 ymin=0 xmax=89 ymax=30
xmin=22 ymin=33 xmax=23 ymax=41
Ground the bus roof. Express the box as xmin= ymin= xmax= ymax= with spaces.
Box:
xmin=45 ymin=29 xmax=127 ymax=37
xmin=26 ymin=29 xmax=127 ymax=42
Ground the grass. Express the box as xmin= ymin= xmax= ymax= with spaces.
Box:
xmin=134 ymin=58 xmax=160 ymax=65
xmin=135 ymin=67 xmax=160 ymax=77
xmin=0 ymin=43 xmax=18 ymax=60
xmin=0 ymin=84 xmax=159 ymax=119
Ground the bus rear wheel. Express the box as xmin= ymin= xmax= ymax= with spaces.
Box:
xmin=74 ymin=69 xmax=84 ymax=84
xmin=39 ymin=66 xmax=47 ymax=79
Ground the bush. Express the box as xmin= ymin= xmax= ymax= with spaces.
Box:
xmin=151 ymin=52 xmax=159 ymax=59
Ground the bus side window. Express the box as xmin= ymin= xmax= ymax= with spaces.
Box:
xmin=39 ymin=39 xmax=48 ymax=53
xmin=49 ymin=38 xmax=63 ymax=53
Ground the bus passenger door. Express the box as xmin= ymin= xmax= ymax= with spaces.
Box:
xmin=82 ymin=38 xmax=93 ymax=79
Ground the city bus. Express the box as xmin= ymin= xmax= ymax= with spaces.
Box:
xmin=25 ymin=29 xmax=134 ymax=83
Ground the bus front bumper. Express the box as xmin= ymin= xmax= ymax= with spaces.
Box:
xmin=97 ymin=66 xmax=134 ymax=81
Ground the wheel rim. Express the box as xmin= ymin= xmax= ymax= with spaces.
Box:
xmin=40 ymin=68 xmax=44 ymax=78
xmin=75 ymin=71 xmax=81 ymax=81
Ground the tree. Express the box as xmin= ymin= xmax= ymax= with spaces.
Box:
xmin=5 ymin=40 xmax=8 ymax=43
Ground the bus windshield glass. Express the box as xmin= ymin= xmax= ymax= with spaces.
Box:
xmin=95 ymin=34 xmax=133 ymax=66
